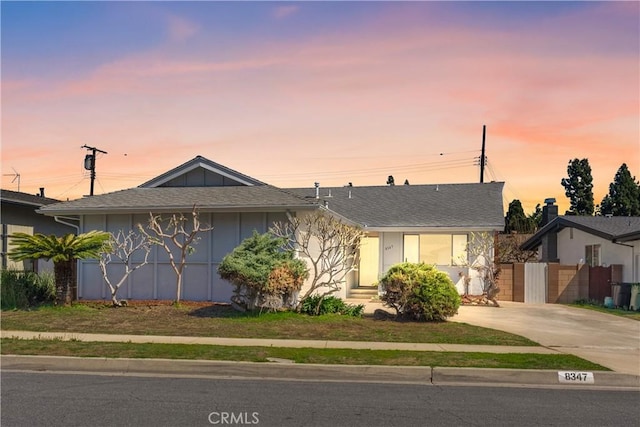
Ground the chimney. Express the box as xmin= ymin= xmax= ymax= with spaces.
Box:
xmin=540 ymin=198 xmax=559 ymax=262
xmin=39 ymin=187 xmax=45 ymax=198
xmin=541 ymin=198 xmax=558 ymax=227
xmin=314 ymin=182 xmax=320 ymax=199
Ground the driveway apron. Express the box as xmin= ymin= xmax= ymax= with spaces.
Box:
xmin=451 ymin=302 xmax=640 ymax=376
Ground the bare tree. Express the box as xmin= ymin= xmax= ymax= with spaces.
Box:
xmin=99 ymin=230 xmax=151 ymax=306
xmin=459 ymin=231 xmax=501 ymax=307
xmin=270 ymin=210 xmax=365 ymax=313
xmin=138 ymin=207 xmax=213 ymax=303
xmin=496 ymin=233 xmax=538 ymax=263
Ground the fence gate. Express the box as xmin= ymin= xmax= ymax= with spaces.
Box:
xmin=524 ymin=262 xmax=547 ymax=304
xmin=589 ymin=266 xmax=612 ymax=303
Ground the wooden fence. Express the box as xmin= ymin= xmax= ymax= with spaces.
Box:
xmin=496 ymin=263 xmax=622 ymax=304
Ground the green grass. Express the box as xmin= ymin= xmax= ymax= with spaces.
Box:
xmin=569 ymin=303 xmax=640 ymax=321
xmin=1 ymin=302 xmax=538 ymax=346
xmin=0 ymin=338 xmax=608 ymax=371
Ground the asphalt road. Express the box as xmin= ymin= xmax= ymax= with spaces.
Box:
xmin=2 ymin=371 xmax=638 ymax=427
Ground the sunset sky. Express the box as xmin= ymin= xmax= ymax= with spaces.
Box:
xmin=2 ymin=1 xmax=638 ymax=214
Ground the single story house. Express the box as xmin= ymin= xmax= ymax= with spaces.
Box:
xmin=37 ymin=155 xmax=505 ymax=302
xmin=520 ymin=201 xmax=640 ymax=283
xmin=1 ymin=188 xmax=76 ymax=272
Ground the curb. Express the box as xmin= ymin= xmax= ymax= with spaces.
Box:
xmin=2 ymin=355 xmax=639 ymax=389
xmin=432 ymin=367 xmax=640 ymax=389
xmin=0 ymin=355 xmax=432 ymax=384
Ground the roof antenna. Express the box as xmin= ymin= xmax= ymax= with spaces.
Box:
xmin=2 ymin=167 xmax=20 ymax=191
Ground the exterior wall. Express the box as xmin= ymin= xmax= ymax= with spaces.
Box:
xmin=496 ymin=263 xmax=514 ymax=301
xmin=369 ymin=231 xmax=497 ymax=295
xmin=547 ymin=263 xmax=589 ymax=304
xmin=1 ymin=202 xmax=75 ymax=272
xmin=78 ymin=211 xmax=288 ymax=302
xmin=557 ymin=228 xmax=635 ymax=281
xmin=162 ymin=169 xmax=244 ymax=187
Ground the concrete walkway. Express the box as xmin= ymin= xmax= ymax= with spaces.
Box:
xmin=0 ymin=330 xmax=556 ymax=354
xmin=450 ymin=302 xmax=640 ymax=376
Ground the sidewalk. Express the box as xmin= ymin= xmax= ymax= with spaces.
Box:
xmin=1 ymin=330 xmax=557 ymax=354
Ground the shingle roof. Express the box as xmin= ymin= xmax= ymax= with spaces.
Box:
xmin=37 ymin=186 xmax=318 ymax=215
xmin=521 ymin=215 xmax=640 ymax=250
xmin=1 ymin=189 xmax=62 ymax=207
xmin=286 ymin=182 xmax=505 ymax=229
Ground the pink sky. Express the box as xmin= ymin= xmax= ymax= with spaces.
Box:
xmin=2 ymin=2 xmax=638 ymax=214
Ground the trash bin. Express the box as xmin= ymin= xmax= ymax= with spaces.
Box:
xmin=611 ymin=283 xmax=632 ymax=308
xmin=630 ymin=285 xmax=640 ymax=311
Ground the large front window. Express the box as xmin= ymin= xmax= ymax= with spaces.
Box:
xmin=403 ymin=234 xmax=467 ymax=266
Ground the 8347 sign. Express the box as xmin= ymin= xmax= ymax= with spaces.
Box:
xmin=558 ymin=371 xmax=594 ymax=384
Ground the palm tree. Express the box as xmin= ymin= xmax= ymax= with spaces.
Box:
xmin=8 ymin=231 xmax=110 ymax=306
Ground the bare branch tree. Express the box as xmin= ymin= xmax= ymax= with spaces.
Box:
xmin=458 ymin=231 xmax=501 ymax=307
xmin=138 ymin=206 xmax=213 ymax=303
xmin=99 ymin=230 xmax=151 ymax=306
xmin=496 ymin=233 xmax=538 ymax=263
xmin=270 ymin=210 xmax=364 ymax=313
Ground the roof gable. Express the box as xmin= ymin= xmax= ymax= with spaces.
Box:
xmin=521 ymin=215 xmax=640 ymax=250
xmin=138 ymin=156 xmax=265 ymax=188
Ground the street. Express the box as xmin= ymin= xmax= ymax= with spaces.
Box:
xmin=2 ymin=371 xmax=638 ymax=426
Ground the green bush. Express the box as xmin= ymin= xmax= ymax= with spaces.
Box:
xmin=379 ymin=263 xmax=461 ymax=321
xmin=218 ymin=232 xmax=308 ymax=311
xmin=300 ymin=295 xmax=364 ymax=317
xmin=1 ymin=269 xmax=55 ymax=310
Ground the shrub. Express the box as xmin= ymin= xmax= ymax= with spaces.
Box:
xmin=379 ymin=263 xmax=461 ymax=321
xmin=299 ymin=295 xmax=364 ymax=317
xmin=218 ymin=232 xmax=308 ymax=311
xmin=1 ymin=269 xmax=56 ymax=310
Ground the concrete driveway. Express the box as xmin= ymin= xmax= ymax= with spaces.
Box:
xmin=451 ymin=302 xmax=640 ymax=376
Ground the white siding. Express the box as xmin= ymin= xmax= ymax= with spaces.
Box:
xmin=557 ymin=228 xmax=636 ymax=282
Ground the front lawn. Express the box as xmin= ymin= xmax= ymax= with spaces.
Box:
xmin=0 ymin=338 xmax=607 ymax=371
xmin=1 ymin=301 xmax=537 ymax=346
xmin=569 ymin=302 xmax=640 ymax=321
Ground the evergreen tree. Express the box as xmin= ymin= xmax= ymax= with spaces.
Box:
xmin=561 ymin=158 xmax=594 ymax=215
xmin=528 ymin=203 xmax=542 ymax=230
xmin=600 ymin=163 xmax=640 ymax=216
xmin=505 ymin=200 xmax=528 ymax=233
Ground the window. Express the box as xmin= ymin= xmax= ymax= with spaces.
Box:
xmin=403 ymin=234 xmax=468 ymax=266
xmin=585 ymin=244 xmax=601 ymax=267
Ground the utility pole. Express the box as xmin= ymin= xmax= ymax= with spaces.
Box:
xmin=82 ymin=145 xmax=107 ymax=196
xmin=480 ymin=125 xmax=486 ymax=183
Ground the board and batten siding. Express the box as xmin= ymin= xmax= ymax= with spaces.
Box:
xmin=78 ymin=211 xmax=289 ymax=302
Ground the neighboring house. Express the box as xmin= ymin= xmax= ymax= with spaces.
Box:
xmin=36 ymin=155 xmax=505 ymax=302
xmin=520 ymin=199 xmax=640 ymax=283
xmin=1 ymin=188 xmax=76 ymax=272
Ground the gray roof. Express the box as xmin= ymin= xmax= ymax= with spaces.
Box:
xmin=1 ymin=189 xmax=62 ymax=207
xmin=521 ymin=215 xmax=640 ymax=250
xmin=286 ymin=182 xmax=505 ymax=229
xmin=37 ymin=186 xmax=318 ymax=215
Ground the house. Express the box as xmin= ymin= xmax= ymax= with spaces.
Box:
xmin=520 ymin=199 xmax=640 ymax=283
xmin=1 ymin=188 xmax=76 ymax=272
xmin=36 ymin=155 xmax=505 ymax=302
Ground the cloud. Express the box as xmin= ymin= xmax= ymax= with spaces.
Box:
xmin=272 ymin=5 xmax=299 ymax=20
xmin=167 ymin=14 xmax=199 ymax=42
